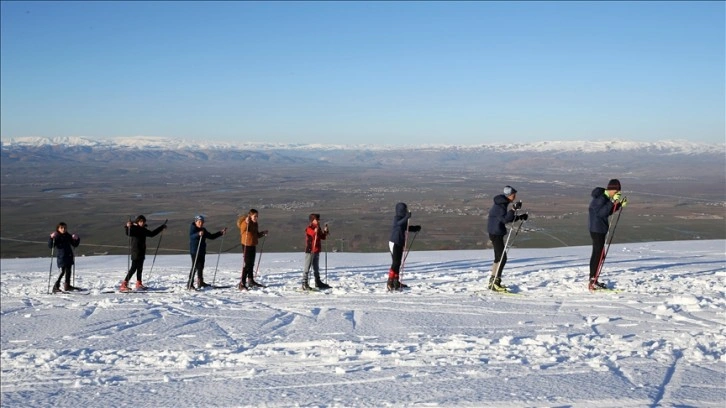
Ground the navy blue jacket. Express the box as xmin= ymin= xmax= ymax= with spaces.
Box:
xmin=189 ymin=223 xmax=223 ymax=256
xmin=589 ymin=187 xmax=616 ymax=233
xmin=126 ymin=223 xmax=165 ymax=261
xmin=487 ymin=194 xmax=516 ymax=236
xmin=389 ymin=202 xmax=412 ymax=246
xmin=48 ymin=232 xmax=80 ymax=268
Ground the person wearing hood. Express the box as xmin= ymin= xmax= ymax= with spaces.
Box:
xmin=387 ymin=202 xmax=421 ymax=291
xmin=121 ymin=215 xmax=167 ymax=292
xmin=487 ymin=186 xmax=528 ymax=291
xmin=588 ymin=179 xmax=628 ymax=290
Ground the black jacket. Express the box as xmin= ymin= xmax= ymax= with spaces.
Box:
xmin=48 ymin=232 xmax=80 ymax=268
xmin=125 ymin=223 xmax=165 ymax=261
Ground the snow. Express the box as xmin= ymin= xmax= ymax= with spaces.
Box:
xmin=1 ymin=240 xmax=725 ymax=407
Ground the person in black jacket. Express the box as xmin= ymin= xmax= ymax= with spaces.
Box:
xmin=121 ymin=215 xmax=167 ymax=292
xmin=189 ymin=215 xmax=227 ymax=289
xmin=48 ymin=222 xmax=81 ymax=293
xmin=387 ymin=202 xmax=421 ymax=291
xmin=588 ymin=179 xmax=627 ymax=290
xmin=487 ymin=186 xmax=528 ymax=291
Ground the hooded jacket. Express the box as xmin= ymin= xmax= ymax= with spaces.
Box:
xmin=48 ymin=232 xmax=80 ymax=268
xmin=389 ymin=202 xmax=412 ymax=246
xmin=589 ymin=187 xmax=616 ymax=234
xmin=487 ymin=194 xmax=516 ymax=236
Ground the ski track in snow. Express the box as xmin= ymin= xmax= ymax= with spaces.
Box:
xmin=1 ymin=240 xmax=724 ymax=407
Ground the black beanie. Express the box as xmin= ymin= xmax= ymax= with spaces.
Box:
xmin=309 ymin=213 xmax=320 ymax=222
xmin=136 ymin=215 xmax=146 ymax=223
xmin=607 ymin=179 xmax=621 ymax=191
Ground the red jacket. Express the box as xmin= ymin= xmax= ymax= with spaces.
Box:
xmin=305 ymin=224 xmax=328 ymax=253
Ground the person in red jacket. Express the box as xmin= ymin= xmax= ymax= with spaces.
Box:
xmin=302 ymin=213 xmax=330 ymax=290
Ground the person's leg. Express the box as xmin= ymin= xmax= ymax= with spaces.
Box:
xmin=302 ymin=252 xmax=313 ymax=289
xmin=388 ymin=243 xmax=404 ymax=290
xmin=589 ymin=232 xmax=607 ymax=287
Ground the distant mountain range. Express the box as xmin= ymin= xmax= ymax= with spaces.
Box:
xmin=2 ymin=136 xmax=723 ymax=155
xmin=2 ymin=136 xmax=724 ymax=178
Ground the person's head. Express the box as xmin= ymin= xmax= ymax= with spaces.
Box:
xmin=194 ymin=214 xmax=205 ymax=227
xmin=248 ymin=209 xmax=259 ymax=221
xmin=135 ymin=215 xmax=146 ymax=226
xmin=503 ymin=185 xmax=517 ymax=201
xmin=56 ymin=222 xmax=67 ymax=232
xmin=309 ymin=213 xmax=320 ymax=225
xmin=606 ymin=179 xmax=621 ymax=194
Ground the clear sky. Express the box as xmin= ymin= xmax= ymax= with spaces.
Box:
xmin=1 ymin=1 xmax=724 ymax=145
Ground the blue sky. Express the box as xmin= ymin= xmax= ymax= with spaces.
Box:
xmin=1 ymin=1 xmax=724 ymax=145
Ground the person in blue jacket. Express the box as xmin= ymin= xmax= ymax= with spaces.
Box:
xmin=189 ymin=215 xmax=226 ymax=289
xmin=588 ymin=179 xmax=627 ymax=290
xmin=487 ymin=186 xmax=528 ymax=291
xmin=48 ymin=222 xmax=81 ymax=293
xmin=387 ymin=202 xmax=421 ymax=291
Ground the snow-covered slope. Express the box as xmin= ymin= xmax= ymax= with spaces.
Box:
xmin=1 ymin=240 xmax=724 ymax=407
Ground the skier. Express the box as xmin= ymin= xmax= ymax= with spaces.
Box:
xmin=48 ymin=222 xmax=81 ymax=293
xmin=120 ymin=215 xmax=167 ymax=292
xmin=487 ymin=186 xmax=528 ymax=291
xmin=387 ymin=202 xmax=421 ymax=291
xmin=588 ymin=179 xmax=628 ymax=290
xmin=189 ymin=215 xmax=226 ymax=289
xmin=236 ymin=209 xmax=268 ymax=291
xmin=302 ymin=213 xmax=331 ymax=290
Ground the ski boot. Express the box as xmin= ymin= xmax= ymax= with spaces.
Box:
xmin=52 ymin=283 xmax=62 ymax=294
xmin=135 ymin=281 xmax=148 ymax=290
xmin=237 ymin=281 xmax=248 ymax=291
xmin=315 ymin=280 xmax=331 ymax=290
xmin=588 ymin=279 xmax=607 ymax=291
xmin=247 ymin=279 xmax=264 ymax=288
xmin=302 ymin=281 xmax=313 ymax=291
xmin=120 ymin=280 xmax=131 ymax=293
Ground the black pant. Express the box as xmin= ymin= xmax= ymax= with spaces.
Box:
xmin=55 ymin=265 xmax=72 ymax=287
xmin=489 ymin=234 xmax=508 ymax=270
xmin=389 ymin=243 xmax=404 ymax=278
xmin=124 ymin=259 xmax=145 ymax=282
xmin=190 ymin=252 xmax=206 ymax=283
xmin=590 ymin=232 xmax=607 ymax=280
xmin=242 ymin=245 xmax=256 ymax=283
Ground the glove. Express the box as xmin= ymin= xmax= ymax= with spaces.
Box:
xmin=221 ymin=227 xmax=228 ymax=234
xmin=612 ymin=192 xmax=622 ymax=202
xmin=513 ymin=200 xmax=522 ymax=210
xmin=516 ymin=213 xmax=529 ymax=222
xmin=50 ymin=232 xmax=57 ymax=239
xmin=262 ymin=230 xmax=269 ymax=236
xmin=72 ymin=234 xmax=79 ymax=240
xmin=162 ymin=224 xmax=168 ymax=230
xmin=409 ymin=225 xmax=421 ymax=233
xmin=620 ymin=197 xmax=628 ymax=208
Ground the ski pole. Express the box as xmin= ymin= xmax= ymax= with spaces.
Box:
xmin=147 ymin=219 xmax=167 ymax=281
xmin=324 ymin=224 xmax=328 ymax=284
xmin=187 ymin=231 xmax=203 ymax=290
xmin=255 ymin=235 xmax=266 ymax=280
xmin=126 ymin=216 xmax=132 ymax=274
xmin=593 ymin=204 xmax=624 ymax=284
xmin=212 ymin=233 xmax=225 ymax=286
xmin=399 ymin=218 xmax=410 ymax=285
xmin=47 ymin=238 xmax=55 ymax=294
xmin=490 ymin=216 xmax=526 ymax=288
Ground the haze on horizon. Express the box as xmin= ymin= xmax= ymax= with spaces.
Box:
xmin=1 ymin=1 xmax=724 ymax=146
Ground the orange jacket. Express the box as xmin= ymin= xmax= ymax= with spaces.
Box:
xmin=237 ymin=216 xmax=263 ymax=247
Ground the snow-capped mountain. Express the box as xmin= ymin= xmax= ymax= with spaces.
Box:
xmin=2 ymin=135 xmax=723 ymax=155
